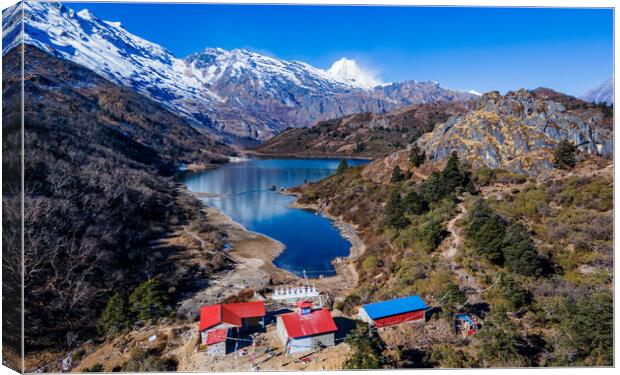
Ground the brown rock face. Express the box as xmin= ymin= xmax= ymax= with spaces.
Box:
xmin=416 ymin=88 xmax=613 ymax=175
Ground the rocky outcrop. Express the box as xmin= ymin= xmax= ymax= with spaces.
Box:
xmin=416 ymin=88 xmax=613 ymax=175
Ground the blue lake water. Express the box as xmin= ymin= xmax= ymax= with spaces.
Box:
xmin=180 ymin=158 xmax=368 ymax=278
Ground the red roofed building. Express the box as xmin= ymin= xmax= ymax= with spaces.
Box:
xmin=276 ymin=302 xmax=338 ymax=355
xmin=199 ymin=301 xmax=266 ymax=355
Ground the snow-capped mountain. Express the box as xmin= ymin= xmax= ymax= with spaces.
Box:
xmin=4 ymin=1 xmax=477 ymax=141
xmin=581 ymin=77 xmax=613 ymax=105
xmin=327 ymin=57 xmax=383 ymax=89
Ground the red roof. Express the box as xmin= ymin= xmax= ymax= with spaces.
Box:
xmin=279 ymin=308 xmax=337 ymax=339
xmin=199 ymin=301 xmax=265 ymax=331
xmin=206 ymin=328 xmax=229 ymax=345
xmin=297 ymin=301 xmax=313 ymax=309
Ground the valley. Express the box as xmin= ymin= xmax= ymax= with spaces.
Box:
xmin=2 ymin=1 xmax=614 ymax=372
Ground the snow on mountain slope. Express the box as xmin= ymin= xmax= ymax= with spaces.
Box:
xmin=581 ymin=77 xmax=613 ymax=104
xmin=3 ymin=1 xmax=224 ymax=133
xmin=5 ymin=1 xmax=478 ymax=141
xmin=327 ymin=57 xmax=383 ymax=89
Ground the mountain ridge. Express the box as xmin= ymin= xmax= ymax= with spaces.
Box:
xmin=4 ymin=1 xmax=477 ymax=142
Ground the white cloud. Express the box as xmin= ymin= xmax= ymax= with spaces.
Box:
xmin=327 ymin=57 xmax=384 ymax=89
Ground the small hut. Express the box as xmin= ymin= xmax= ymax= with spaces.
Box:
xmin=276 ymin=301 xmax=337 ymax=355
xmin=358 ymin=295 xmax=428 ymax=327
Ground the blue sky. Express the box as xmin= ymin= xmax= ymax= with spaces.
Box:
xmin=73 ymin=3 xmax=613 ymax=96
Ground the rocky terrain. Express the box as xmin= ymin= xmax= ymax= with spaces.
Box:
xmin=416 ymin=88 xmax=613 ymax=175
xmin=252 ymin=101 xmax=471 ymax=158
xmin=4 ymin=1 xmax=476 ymax=142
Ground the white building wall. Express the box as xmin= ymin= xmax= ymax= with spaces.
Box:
xmin=286 ymin=333 xmax=336 ymax=355
xmin=357 ymin=307 xmax=374 ymax=325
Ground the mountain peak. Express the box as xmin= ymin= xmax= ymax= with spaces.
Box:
xmin=327 ymin=57 xmax=383 ymax=89
xmin=581 ymin=77 xmax=613 ymax=104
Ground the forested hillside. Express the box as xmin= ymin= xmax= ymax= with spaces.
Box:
xmin=293 ymin=142 xmax=612 ymax=367
xmin=3 ymin=46 xmax=234 ymax=354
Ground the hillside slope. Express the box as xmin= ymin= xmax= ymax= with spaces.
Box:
xmin=3 ymin=45 xmax=234 ymax=354
xmin=252 ymin=101 xmax=470 ymax=158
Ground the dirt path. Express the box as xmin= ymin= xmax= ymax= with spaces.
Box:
xmin=441 ymin=201 xmax=482 ymax=304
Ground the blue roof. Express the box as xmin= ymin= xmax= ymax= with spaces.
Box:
xmin=362 ymin=295 xmax=428 ymax=320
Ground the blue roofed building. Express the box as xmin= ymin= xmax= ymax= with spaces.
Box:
xmin=358 ymin=295 xmax=428 ymax=327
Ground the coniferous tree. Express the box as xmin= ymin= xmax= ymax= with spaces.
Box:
xmin=390 ymin=166 xmax=405 ymax=183
xmin=128 ymin=279 xmax=169 ymax=322
xmin=409 ymin=144 xmax=426 ymax=167
xmin=97 ymin=293 xmax=130 ymax=336
xmin=403 ymin=191 xmax=428 ymax=215
xmin=553 ymin=139 xmax=576 ymax=170
xmin=384 ymin=190 xmax=409 ymax=229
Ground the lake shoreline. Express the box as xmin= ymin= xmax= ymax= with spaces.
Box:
xmin=243 ymin=150 xmax=375 ymax=161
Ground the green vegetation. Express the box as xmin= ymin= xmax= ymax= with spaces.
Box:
xmin=97 ymin=293 xmax=130 ymax=336
xmin=128 ymin=279 xmax=170 ymax=322
xmin=474 ymin=168 xmax=526 ymax=186
xmin=420 ymin=152 xmax=473 ymax=203
xmin=121 ymin=347 xmax=177 ymax=372
xmin=97 ymin=279 xmax=171 ymax=339
xmin=336 ymin=159 xmax=349 ymax=174
xmin=464 ymin=200 xmax=543 ymax=276
xmin=409 ymin=144 xmax=426 ymax=167
xmin=427 ymin=345 xmax=479 ymax=368
xmin=384 ymin=189 xmax=409 ymax=229
xmin=344 ymin=323 xmax=387 ymax=369
xmin=439 ymin=282 xmax=467 ymax=317
xmin=553 ymin=139 xmax=576 ymax=170
xmin=297 ymin=147 xmax=612 ymax=368
xmin=390 ymin=166 xmax=406 ymax=183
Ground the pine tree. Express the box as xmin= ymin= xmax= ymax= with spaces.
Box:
xmin=403 ymin=191 xmax=428 ymax=215
xmin=336 ymin=159 xmax=349 ymax=174
xmin=390 ymin=166 xmax=405 ymax=183
xmin=128 ymin=279 xmax=169 ymax=322
xmin=553 ymin=139 xmax=576 ymax=170
xmin=384 ymin=190 xmax=409 ymax=229
xmin=409 ymin=144 xmax=426 ymax=167
xmin=97 ymin=293 xmax=130 ymax=336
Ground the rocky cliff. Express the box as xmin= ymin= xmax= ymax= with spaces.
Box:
xmin=416 ymin=88 xmax=613 ymax=175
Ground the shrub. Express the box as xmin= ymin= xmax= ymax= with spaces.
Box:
xmin=421 ymin=219 xmax=445 ymax=251
xmin=344 ymin=323 xmax=387 ymax=369
xmin=553 ymin=139 xmax=576 ymax=170
xmin=83 ymin=363 xmax=104 ymax=372
xmin=362 ymin=255 xmax=380 ymax=270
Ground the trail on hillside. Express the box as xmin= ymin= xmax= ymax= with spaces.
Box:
xmin=441 ymin=201 xmax=483 ymax=304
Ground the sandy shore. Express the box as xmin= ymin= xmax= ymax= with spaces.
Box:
xmin=179 ymin=189 xmax=366 ymax=310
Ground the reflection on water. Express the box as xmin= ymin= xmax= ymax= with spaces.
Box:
xmin=181 ymin=158 xmax=368 ymax=277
